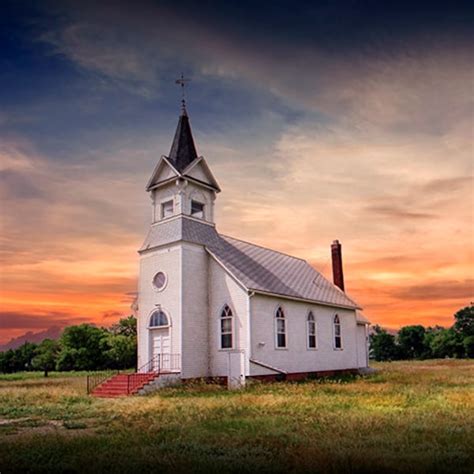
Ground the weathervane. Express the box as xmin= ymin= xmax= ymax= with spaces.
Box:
xmin=175 ymin=73 xmax=191 ymax=113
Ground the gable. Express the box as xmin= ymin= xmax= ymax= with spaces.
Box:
xmin=182 ymin=157 xmax=221 ymax=191
xmin=146 ymin=156 xmax=179 ymax=190
xmin=186 ymin=161 xmax=209 ymax=182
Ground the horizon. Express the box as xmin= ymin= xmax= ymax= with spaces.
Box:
xmin=1 ymin=0 xmax=473 ymax=345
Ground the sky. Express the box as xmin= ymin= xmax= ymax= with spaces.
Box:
xmin=1 ymin=0 xmax=473 ymax=344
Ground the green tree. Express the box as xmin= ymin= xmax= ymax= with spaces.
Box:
xmin=0 ymin=349 xmax=18 ymax=373
xmin=111 ymin=316 xmax=137 ymax=337
xmin=57 ymin=324 xmax=108 ymax=371
xmin=0 ymin=343 xmax=37 ymax=373
xmin=462 ymin=335 xmax=474 ymax=358
xmin=370 ymin=326 xmax=399 ymax=361
xmin=398 ymin=325 xmax=427 ymax=359
xmin=32 ymin=339 xmax=60 ymax=377
xmin=453 ymin=305 xmax=474 ymax=337
xmin=105 ymin=334 xmax=137 ymax=369
xmin=422 ymin=326 xmax=446 ymax=359
xmin=429 ymin=328 xmax=464 ymax=358
xmin=55 ymin=347 xmax=79 ymax=371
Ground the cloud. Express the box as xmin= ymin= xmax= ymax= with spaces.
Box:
xmin=102 ymin=310 xmax=123 ymax=320
xmin=423 ymin=177 xmax=473 ymax=193
xmin=0 ymin=169 xmax=45 ymax=199
xmin=364 ymin=205 xmax=436 ymax=220
xmin=40 ymin=22 xmax=164 ymax=98
xmin=1 ymin=0 xmax=472 ymax=339
xmin=39 ymin=0 xmax=472 ymax=138
xmin=390 ymin=280 xmax=474 ymax=301
xmin=0 ymin=311 xmax=88 ymax=329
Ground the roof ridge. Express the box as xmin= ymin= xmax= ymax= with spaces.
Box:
xmin=217 ymin=233 xmax=308 ymax=263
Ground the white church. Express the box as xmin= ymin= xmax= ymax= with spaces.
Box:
xmin=136 ymin=104 xmax=369 ymax=388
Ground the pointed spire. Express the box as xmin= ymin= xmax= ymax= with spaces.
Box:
xmin=168 ymin=111 xmax=198 ymax=172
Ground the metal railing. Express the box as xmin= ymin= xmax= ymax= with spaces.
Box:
xmin=87 ymin=353 xmax=181 ymax=395
xmin=86 ymin=370 xmax=119 ymax=394
xmin=126 ymin=353 xmax=160 ymax=394
xmin=148 ymin=353 xmax=181 ymax=373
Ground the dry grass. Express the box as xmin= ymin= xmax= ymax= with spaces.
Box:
xmin=0 ymin=360 xmax=473 ymax=473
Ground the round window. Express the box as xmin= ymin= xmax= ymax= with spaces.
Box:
xmin=152 ymin=272 xmax=167 ymax=291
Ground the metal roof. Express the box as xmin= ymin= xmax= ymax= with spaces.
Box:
xmin=139 ymin=217 xmax=221 ymax=252
xmin=139 ymin=216 xmax=360 ymax=309
xmin=168 ymin=111 xmax=198 ymax=172
xmin=356 ymin=310 xmax=370 ymax=324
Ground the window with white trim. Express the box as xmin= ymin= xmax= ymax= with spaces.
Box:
xmin=149 ymin=310 xmax=169 ymax=328
xmin=220 ymin=305 xmax=233 ymax=349
xmin=161 ymin=200 xmax=174 ymax=219
xmin=191 ymin=200 xmax=205 ymax=219
xmin=307 ymin=311 xmax=316 ymax=349
xmin=152 ymin=272 xmax=167 ymax=291
xmin=275 ymin=306 xmax=286 ymax=348
xmin=334 ymin=314 xmax=342 ymax=349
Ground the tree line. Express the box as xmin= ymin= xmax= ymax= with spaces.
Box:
xmin=0 ymin=316 xmax=137 ymax=376
xmin=370 ymin=306 xmax=473 ymax=361
xmin=2 ymin=307 xmax=472 ymax=373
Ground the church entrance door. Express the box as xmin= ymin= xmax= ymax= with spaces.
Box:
xmin=150 ymin=328 xmax=170 ymax=372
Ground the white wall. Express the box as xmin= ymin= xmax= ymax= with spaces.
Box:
xmin=208 ymin=258 xmax=249 ymax=377
xmin=151 ymin=180 xmax=215 ymax=224
xmin=137 ymin=244 xmax=182 ymax=370
xmin=152 ymin=183 xmax=176 ymax=223
xmin=180 ymin=242 xmax=210 ymax=378
xmin=249 ymin=294 xmax=360 ymax=375
xmin=183 ymin=181 xmax=215 ymax=223
xmin=356 ymin=325 xmax=369 ymax=368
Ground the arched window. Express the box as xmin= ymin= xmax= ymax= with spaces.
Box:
xmin=334 ymin=314 xmax=342 ymax=349
xmin=220 ymin=305 xmax=233 ymax=349
xmin=307 ymin=311 xmax=316 ymax=349
xmin=275 ymin=306 xmax=286 ymax=348
xmin=149 ymin=310 xmax=169 ymax=328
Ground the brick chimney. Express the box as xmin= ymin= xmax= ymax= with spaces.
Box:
xmin=331 ymin=240 xmax=345 ymax=291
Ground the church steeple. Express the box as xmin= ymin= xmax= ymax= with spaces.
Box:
xmin=145 ymin=78 xmax=221 ymax=225
xmin=168 ymin=109 xmax=198 ymax=172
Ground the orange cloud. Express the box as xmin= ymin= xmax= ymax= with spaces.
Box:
xmin=1 ymin=8 xmax=472 ymax=344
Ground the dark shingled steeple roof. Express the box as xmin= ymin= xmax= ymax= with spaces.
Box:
xmin=168 ymin=109 xmax=198 ymax=172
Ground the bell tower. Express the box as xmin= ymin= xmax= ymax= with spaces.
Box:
xmin=137 ymin=79 xmax=221 ymax=374
xmin=145 ymin=105 xmax=220 ymax=226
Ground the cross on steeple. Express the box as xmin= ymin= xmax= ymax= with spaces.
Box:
xmin=175 ymin=73 xmax=191 ymax=115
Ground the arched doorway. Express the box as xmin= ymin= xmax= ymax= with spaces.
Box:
xmin=148 ymin=309 xmax=171 ymax=371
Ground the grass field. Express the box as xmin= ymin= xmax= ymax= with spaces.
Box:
xmin=0 ymin=360 xmax=473 ymax=473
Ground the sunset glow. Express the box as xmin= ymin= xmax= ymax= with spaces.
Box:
xmin=1 ymin=1 xmax=472 ymax=345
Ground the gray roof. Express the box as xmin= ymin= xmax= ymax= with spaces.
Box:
xmin=356 ymin=310 xmax=370 ymax=324
xmin=140 ymin=217 xmax=359 ymax=309
xmin=168 ymin=110 xmax=198 ymax=172
xmin=139 ymin=217 xmax=222 ymax=252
